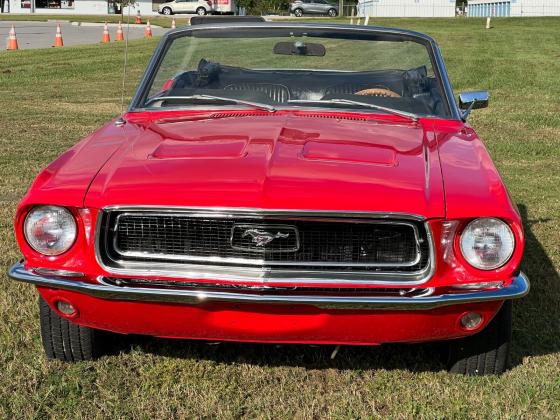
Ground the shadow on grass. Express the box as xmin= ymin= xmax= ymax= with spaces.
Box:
xmin=117 ymin=336 xmax=448 ymax=373
xmin=509 ymin=204 xmax=560 ymax=365
xmin=107 ymin=203 xmax=558 ymax=373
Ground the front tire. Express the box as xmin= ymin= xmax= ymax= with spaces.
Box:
xmin=162 ymin=7 xmax=173 ymax=15
xmin=196 ymin=7 xmax=207 ymax=15
xmin=293 ymin=8 xmax=303 ymax=17
xmin=327 ymin=8 xmax=337 ymax=17
xmin=447 ymin=300 xmax=512 ymax=375
xmin=39 ymin=296 xmax=108 ymax=362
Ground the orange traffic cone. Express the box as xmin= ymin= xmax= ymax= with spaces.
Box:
xmin=54 ymin=23 xmax=63 ymax=47
xmin=7 ymin=25 xmax=18 ymax=51
xmin=144 ymin=20 xmax=152 ymax=38
xmin=171 ymin=18 xmax=176 ymax=29
xmin=135 ymin=10 xmax=142 ymax=24
xmin=116 ymin=21 xmax=124 ymax=41
xmin=101 ymin=22 xmax=110 ymax=43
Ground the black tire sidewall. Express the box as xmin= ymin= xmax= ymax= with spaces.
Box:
xmin=447 ymin=300 xmax=513 ymax=375
xmin=38 ymin=296 xmax=108 ymax=362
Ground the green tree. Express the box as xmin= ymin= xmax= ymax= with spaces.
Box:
xmin=119 ymin=0 xmax=138 ymax=16
xmin=238 ymin=0 xmax=290 ymax=15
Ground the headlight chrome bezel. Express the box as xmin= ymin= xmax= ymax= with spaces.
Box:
xmin=459 ymin=217 xmax=515 ymax=271
xmin=23 ymin=205 xmax=78 ymax=256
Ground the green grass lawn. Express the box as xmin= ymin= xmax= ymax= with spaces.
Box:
xmin=1 ymin=17 xmax=559 ymax=418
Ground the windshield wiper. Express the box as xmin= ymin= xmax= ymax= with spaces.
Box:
xmin=287 ymin=99 xmax=418 ymax=122
xmin=144 ymin=95 xmax=277 ymax=113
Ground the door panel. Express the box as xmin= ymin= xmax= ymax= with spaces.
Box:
xmin=173 ymin=0 xmax=189 ymax=12
xmin=308 ymin=1 xmax=321 ymax=13
xmin=313 ymin=0 xmax=328 ymax=13
xmin=188 ymin=0 xmax=201 ymax=12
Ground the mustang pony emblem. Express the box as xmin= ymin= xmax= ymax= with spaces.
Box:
xmin=242 ymin=229 xmax=290 ymax=247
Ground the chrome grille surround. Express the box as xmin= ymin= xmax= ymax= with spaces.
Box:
xmin=95 ymin=206 xmax=436 ymax=286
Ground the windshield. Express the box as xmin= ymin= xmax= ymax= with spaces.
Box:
xmin=138 ymin=26 xmax=450 ymax=118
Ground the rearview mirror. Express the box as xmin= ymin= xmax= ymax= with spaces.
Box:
xmin=458 ymin=91 xmax=489 ymax=121
xmin=273 ymin=41 xmax=326 ymax=57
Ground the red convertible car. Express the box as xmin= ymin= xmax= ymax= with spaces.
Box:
xmin=9 ymin=23 xmax=529 ymax=374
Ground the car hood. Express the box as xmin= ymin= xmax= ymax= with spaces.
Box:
xmin=84 ymin=112 xmax=445 ymax=217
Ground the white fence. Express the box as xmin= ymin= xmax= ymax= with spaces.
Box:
xmin=355 ymin=0 xmax=456 ymax=17
xmin=467 ymin=0 xmax=560 ymax=17
xmin=345 ymin=0 xmax=560 ymax=17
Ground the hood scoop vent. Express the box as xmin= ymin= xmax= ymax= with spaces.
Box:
xmin=151 ymin=139 xmax=248 ymax=159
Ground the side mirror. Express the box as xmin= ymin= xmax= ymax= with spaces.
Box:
xmin=458 ymin=90 xmax=489 ymax=120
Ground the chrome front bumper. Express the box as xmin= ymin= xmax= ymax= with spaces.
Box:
xmin=7 ymin=262 xmax=530 ymax=310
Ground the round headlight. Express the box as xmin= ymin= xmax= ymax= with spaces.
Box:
xmin=24 ymin=206 xmax=77 ymax=256
xmin=459 ymin=218 xmax=515 ymax=270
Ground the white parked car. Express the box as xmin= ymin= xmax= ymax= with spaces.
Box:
xmin=158 ymin=0 xmax=213 ymax=15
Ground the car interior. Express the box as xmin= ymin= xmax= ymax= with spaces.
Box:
xmin=149 ymin=57 xmax=447 ymax=117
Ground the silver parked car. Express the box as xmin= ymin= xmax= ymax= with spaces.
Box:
xmin=290 ymin=0 xmax=339 ymax=17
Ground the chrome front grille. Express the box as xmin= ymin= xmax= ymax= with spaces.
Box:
xmin=96 ymin=207 xmax=434 ymax=284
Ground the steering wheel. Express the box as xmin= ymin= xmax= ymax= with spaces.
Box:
xmin=354 ymin=88 xmax=401 ymax=98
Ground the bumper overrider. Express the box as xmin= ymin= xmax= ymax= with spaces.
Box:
xmin=8 ymin=261 xmax=529 ymax=310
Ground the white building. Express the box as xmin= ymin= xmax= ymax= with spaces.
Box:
xmin=467 ymin=0 xmax=560 ymax=17
xmin=4 ymin=0 xmax=156 ymax=15
xmin=357 ymin=0 xmax=456 ymax=17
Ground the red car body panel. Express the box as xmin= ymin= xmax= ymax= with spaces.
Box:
xmin=19 ymin=126 xmax=127 ymax=209
xmin=84 ymin=111 xmax=445 ymax=217
xmin=13 ymin=109 xmax=525 ymax=344
xmin=37 ymin=287 xmax=503 ymax=344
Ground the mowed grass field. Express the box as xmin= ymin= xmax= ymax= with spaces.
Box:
xmin=1 ymin=17 xmax=559 ymax=418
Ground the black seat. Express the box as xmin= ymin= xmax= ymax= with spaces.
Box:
xmin=223 ymin=83 xmax=291 ymax=103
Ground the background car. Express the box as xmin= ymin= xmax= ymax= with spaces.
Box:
xmin=158 ymin=0 xmax=213 ymax=15
xmin=211 ymin=0 xmax=237 ymax=14
xmin=290 ymin=0 xmax=339 ymax=17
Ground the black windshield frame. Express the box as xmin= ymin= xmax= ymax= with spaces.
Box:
xmin=129 ymin=23 xmax=461 ymax=120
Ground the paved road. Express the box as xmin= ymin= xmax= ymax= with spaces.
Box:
xmin=1 ymin=21 xmax=167 ymax=50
